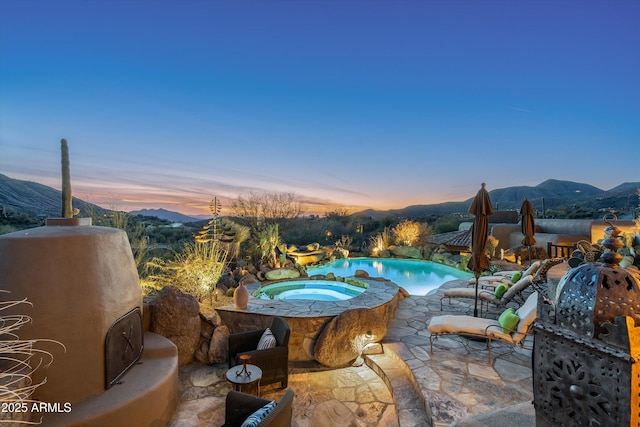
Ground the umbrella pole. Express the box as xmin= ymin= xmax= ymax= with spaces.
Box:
xmin=528 ymin=246 xmax=532 ymax=267
xmin=473 ymin=276 xmax=479 ymax=317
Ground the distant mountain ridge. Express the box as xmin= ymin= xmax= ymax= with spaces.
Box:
xmin=129 ymin=208 xmax=199 ymax=223
xmin=1 ymin=174 xmax=638 ymax=220
xmin=355 ymin=179 xmax=640 ymax=218
xmin=0 ymin=173 xmax=107 ymax=217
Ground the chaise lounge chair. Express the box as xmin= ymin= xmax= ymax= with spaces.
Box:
xmin=441 ymin=274 xmax=534 ymax=315
xmin=428 ymin=292 xmax=538 ymax=363
xmin=493 ymin=260 xmax=541 ymax=280
xmin=466 ymin=260 xmax=541 ymax=289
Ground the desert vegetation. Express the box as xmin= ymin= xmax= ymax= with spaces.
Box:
xmin=0 ymin=292 xmax=64 ymax=424
xmin=3 ymin=185 xmax=639 ymax=304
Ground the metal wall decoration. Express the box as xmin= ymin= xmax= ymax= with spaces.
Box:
xmin=533 ymin=215 xmax=640 ymax=426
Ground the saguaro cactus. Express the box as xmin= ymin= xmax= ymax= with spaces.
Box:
xmin=61 ymin=138 xmax=73 ymax=218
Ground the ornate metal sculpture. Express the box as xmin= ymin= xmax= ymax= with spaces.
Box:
xmin=533 ymin=215 xmax=640 ymax=427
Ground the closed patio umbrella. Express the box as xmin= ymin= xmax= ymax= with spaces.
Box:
xmin=467 ymin=183 xmax=494 ymax=317
xmin=520 ymin=198 xmax=536 ymax=266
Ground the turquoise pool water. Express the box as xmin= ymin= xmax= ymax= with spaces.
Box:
xmin=254 ymin=280 xmax=366 ymax=301
xmin=307 ymin=257 xmax=472 ymax=296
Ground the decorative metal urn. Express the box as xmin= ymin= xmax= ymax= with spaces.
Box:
xmin=533 ymin=216 xmax=640 ymax=426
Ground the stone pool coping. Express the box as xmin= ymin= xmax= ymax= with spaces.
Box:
xmin=215 ymin=277 xmax=402 ymax=361
xmin=216 ymin=277 xmax=401 ymax=318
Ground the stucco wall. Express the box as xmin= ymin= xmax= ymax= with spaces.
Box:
xmin=0 ymin=223 xmax=142 ymax=404
xmin=487 ymin=219 xmax=638 ymax=253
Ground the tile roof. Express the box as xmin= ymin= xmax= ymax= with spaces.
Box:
xmin=427 ymin=229 xmax=471 ymax=249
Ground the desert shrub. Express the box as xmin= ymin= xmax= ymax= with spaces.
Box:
xmin=0 ymin=291 xmax=64 ymax=423
xmin=422 ymin=245 xmax=435 ymax=260
xmin=0 ymin=224 xmax=17 ymax=235
xmin=392 ymin=220 xmax=432 ymax=246
xmin=145 ymin=240 xmax=228 ymax=302
xmin=218 ymin=218 xmax=251 ymax=261
xmin=485 ymin=236 xmax=499 ymax=259
xmin=432 ymin=216 xmax=463 ymax=234
xmin=335 ymin=234 xmax=353 ymax=248
xmin=370 ymin=227 xmax=392 ymax=254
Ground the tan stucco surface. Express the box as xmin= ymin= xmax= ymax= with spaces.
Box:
xmin=0 ymin=224 xmax=142 ymax=403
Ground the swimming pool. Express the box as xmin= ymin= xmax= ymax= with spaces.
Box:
xmin=254 ymin=279 xmax=367 ymax=301
xmin=307 ymin=257 xmax=472 ymax=296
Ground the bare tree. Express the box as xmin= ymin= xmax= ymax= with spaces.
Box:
xmin=231 ymin=191 xmax=303 ymax=229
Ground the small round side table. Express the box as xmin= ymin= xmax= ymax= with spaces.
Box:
xmin=225 ymin=363 xmax=263 ymax=396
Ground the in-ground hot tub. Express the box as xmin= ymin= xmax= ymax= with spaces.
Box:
xmin=253 ymin=279 xmax=367 ymax=301
xmin=216 ymin=277 xmax=400 ymax=361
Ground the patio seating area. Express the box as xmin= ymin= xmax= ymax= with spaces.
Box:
xmin=169 ymin=262 xmax=569 ymax=427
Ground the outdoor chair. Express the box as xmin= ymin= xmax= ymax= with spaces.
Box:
xmin=222 ymin=389 xmax=294 ymax=427
xmin=466 ymin=260 xmax=541 ymax=289
xmin=428 ymin=292 xmax=538 ymax=363
xmin=530 ymin=257 xmax=566 ymax=286
xmin=228 ymin=316 xmax=290 ymax=389
xmin=493 ymin=260 xmax=541 ymax=280
xmin=441 ymin=274 xmax=534 ymax=315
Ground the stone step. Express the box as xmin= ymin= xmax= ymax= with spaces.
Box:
xmin=365 ymin=344 xmax=433 ymax=427
xmin=450 ymin=401 xmax=535 ymax=427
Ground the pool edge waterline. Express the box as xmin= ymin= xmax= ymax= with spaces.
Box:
xmin=307 ymin=257 xmax=473 ymax=296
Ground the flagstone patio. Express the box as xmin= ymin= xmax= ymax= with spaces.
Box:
xmin=169 ymin=263 xmax=568 ymax=427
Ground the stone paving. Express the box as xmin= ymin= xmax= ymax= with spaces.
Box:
xmin=385 ymin=280 xmax=535 ymax=426
xmin=169 ymin=263 xmax=568 ymax=427
xmin=169 ymin=362 xmax=398 ymax=427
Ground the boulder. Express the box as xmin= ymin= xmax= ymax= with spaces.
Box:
xmin=288 ymin=251 xmax=326 ymax=266
xmin=314 ymin=308 xmax=386 ymax=368
xmin=216 ymin=272 xmax=236 ymax=290
xmin=389 ymin=245 xmax=423 ymax=259
xmin=238 ymin=273 xmax=259 ymax=286
xmin=151 ymin=286 xmax=201 ymax=366
xmin=431 ymin=253 xmax=452 ymax=264
xmin=208 ymin=324 xmax=230 ymax=364
xmin=264 ymin=268 xmax=301 ymax=281
xmin=354 ymin=269 xmax=369 ymax=278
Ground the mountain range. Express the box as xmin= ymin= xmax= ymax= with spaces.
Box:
xmin=1 ymin=174 xmax=638 ymax=221
xmin=129 ymin=208 xmax=199 ymax=223
xmin=355 ymin=179 xmax=639 ymax=218
xmin=0 ymin=173 xmax=109 ymax=218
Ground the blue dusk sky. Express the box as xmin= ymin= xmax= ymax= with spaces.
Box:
xmin=1 ymin=0 xmax=638 ymax=216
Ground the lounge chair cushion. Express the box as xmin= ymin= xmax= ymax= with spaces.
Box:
xmin=522 ymin=261 xmax=541 ymax=277
xmin=498 ymin=308 xmax=519 ymax=333
xmin=428 ymin=315 xmax=513 ymax=343
xmin=468 ymin=276 xmax=504 ymax=286
xmin=495 ymin=261 xmax=541 ymax=280
xmin=510 ymin=271 xmax=523 ymax=283
xmin=515 ymin=291 xmax=538 ymax=336
xmin=501 ymin=275 xmax=533 ymax=301
xmin=444 ymin=287 xmax=495 ymax=300
xmin=240 ymin=400 xmax=277 ymax=427
xmin=494 ymin=283 xmax=508 ymax=298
